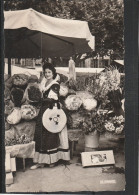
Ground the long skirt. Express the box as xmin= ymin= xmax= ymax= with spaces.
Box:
xmin=33 ymin=102 xmax=70 ymax=164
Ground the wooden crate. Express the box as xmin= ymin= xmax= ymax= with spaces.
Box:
xmin=5 ymin=155 xmax=16 ymax=185
xmin=5 ymin=153 xmax=11 ymax=173
xmin=6 ymin=172 xmax=13 ymax=185
xmin=10 ymin=158 xmax=16 ymax=172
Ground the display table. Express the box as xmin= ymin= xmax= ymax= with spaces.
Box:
xmin=5 ymin=130 xmax=84 ymax=170
xmin=6 ymin=141 xmax=35 ymax=171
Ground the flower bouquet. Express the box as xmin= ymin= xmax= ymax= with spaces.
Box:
xmin=80 ymin=110 xmax=108 ymax=135
xmin=86 ymin=76 xmax=110 ymax=110
xmin=79 ymin=110 xmax=109 ymax=149
xmin=99 ymin=67 xmax=124 ymax=115
xmin=86 ymin=66 xmax=124 ymax=115
xmin=80 ymin=110 xmax=125 ymax=135
xmin=79 ymin=109 xmax=125 ymax=149
xmin=104 ymin=115 xmax=125 ymax=139
xmin=99 ymin=66 xmax=121 ymax=92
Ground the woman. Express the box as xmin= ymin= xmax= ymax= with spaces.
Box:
xmin=30 ymin=63 xmax=70 ymax=169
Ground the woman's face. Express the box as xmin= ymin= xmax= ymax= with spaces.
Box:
xmin=44 ymin=68 xmax=53 ymax=80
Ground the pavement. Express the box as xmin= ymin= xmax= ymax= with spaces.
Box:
xmin=5 ymin=64 xmax=125 ymax=193
xmin=6 ymin=135 xmax=125 ymax=193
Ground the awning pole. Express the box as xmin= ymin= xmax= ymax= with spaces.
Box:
xmin=8 ymin=57 xmax=11 ymax=76
xmin=98 ymin=54 xmax=100 ymax=68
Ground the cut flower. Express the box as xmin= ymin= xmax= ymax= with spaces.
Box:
xmin=104 ymin=122 xmax=115 ymax=131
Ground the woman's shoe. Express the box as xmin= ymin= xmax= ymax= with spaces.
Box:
xmin=30 ymin=163 xmax=45 ymax=170
xmin=49 ymin=163 xmax=55 ymax=168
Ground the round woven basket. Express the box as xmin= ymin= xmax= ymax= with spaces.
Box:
xmin=42 ymin=106 xmax=67 ymax=133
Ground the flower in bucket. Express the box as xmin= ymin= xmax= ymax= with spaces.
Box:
xmin=113 ymin=115 xmax=125 ymax=123
xmin=104 ymin=115 xmax=125 ymax=137
xmin=104 ymin=122 xmax=115 ymax=132
xmin=79 ymin=110 xmax=108 ymax=135
xmin=115 ymin=125 xmax=124 ymax=134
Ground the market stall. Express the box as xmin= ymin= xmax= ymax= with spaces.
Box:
xmin=4 ymin=67 xmax=125 ymax=161
xmin=4 ymin=9 xmax=125 ymax=185
xmin=4 ymin=8 xmax=95 ymax=75
xmin=4 ymin=8 xmax=95 ymax=184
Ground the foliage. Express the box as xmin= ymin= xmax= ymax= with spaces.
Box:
xmin=80 ymin=110 xmax=108 ymax=135
xmin=86 ymin=75 xmax=110 ymax=109
xmin=4 ymin=0 xmax=124 ymax=59
xmin=79 ymin=66 xmax=124 ymax=135
xmin=67 ymin=78 xmax=77 ymax=91
xmin=80 ymin=110 xmax=125 ymax=136
xmin=5 ymin=134 xmax=31 ymax=146
xmin=99 ymin=66 xmax=121 ymax=91
xmin=86 ymin=66 xmax=122 ymax=109
xmin=59 ymin=73 xmax=68 ymax=83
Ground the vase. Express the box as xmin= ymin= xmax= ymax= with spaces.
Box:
xmin=84 ymin=130 xmax=100 ymax=151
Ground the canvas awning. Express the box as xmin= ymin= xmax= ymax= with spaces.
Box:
xmin=4 ymin=8 xmax=95 ymax=58
xmin=114 ymin=60 xmax=124 ymax=66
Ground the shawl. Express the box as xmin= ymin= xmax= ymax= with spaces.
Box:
xmin=40 ymin=74 xmax=60 ymax=100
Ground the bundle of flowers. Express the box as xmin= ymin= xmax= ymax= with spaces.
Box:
xmin=80 ymin=110 xmax=125 ymax=137
xmin=12 ymin=74 xmax=29 ymax=88
xmin=59 ymin=83 xmax=69 ymax=97
xmin=86 ymin=76 xmax=110 ymax=110
xmin=24 ymin=83 xmax=42 ymax=102
xmin=5 ymin=100 xmax=14 ymax=115
xmin=65 ymin=95 xmax=82 ymax=111
xmin=79 ymin=110 xmax=108 ymax=135
xmin=104 ymin=115 xmax=125 ymax=135
xmin=4 ymin=87 xmax=11 ymax=101
xmin=11 ymin=87 xmax=24 ymax=107
xmin=21 ymin=105 xmax=38 ymax=120
xmin=5 ymin=134 xmax=32 ymax=146
xmin=28 ymin=75 xmax=39 ymax=83
xmin=7 ymin=107 xmax=22 ymax=125
xmin=99 ymin=66 xmax=121 ymax=92
xmin=86 ymin=67 xmax=123 ymax=110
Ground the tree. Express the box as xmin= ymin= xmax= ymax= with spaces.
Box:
xmin=4 ymin=0 xmax=124 ymax=60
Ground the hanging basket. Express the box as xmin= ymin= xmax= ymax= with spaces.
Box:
xmin=85 ymin=130 xmax=100 ymax=149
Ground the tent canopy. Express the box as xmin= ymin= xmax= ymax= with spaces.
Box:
xmin=4 ymin=8 xmax=95 ymax=58
xmin=114 ymin=60 xmax=124 ymax=66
